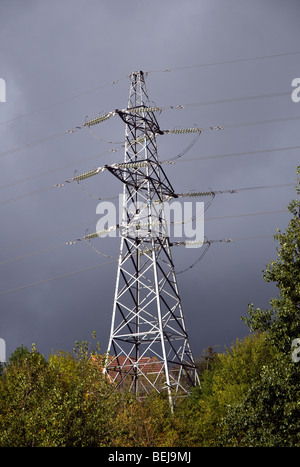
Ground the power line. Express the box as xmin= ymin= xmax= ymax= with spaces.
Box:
xmin=0 ymin=204 xmax=290 ymax=267
xmin=0 ymin=130 xmax=68 ymax=159
xmin=0 ymin=141 xmax=297 ymax=207
xmin=175 ymin=183 xmax=297 ymax=199
xmin=146 ymin=51 xmax=300 ymax=74
xmin=0 ymin=230 xmax=283 ymax=297
xmin=206 ymin=209 xmax=288 ymax=221
xmin=175 ymin=242 xmax=211 ymax=274
xmin=0 ymin=51 xmax=297 ymax=129
xmin=0 ymin=219 xmax=96 ymax=254
xmin=71 ymin=140 xmax=299 ymax=187
xmin=0 ymin=146 xmax=123 ymax=192
xmin=0 ymin=90 xmax=296 ymax=160
xmin=0 ymin=142 xmax=297 ymax=205
xmin=0 ymin=179 xmax=295 ymax=251
xmin=0 ymin=75 xmax=128 ymax=127
xmin=75 ymin=90 xmax=293 ymax=133
xmin=0 ymin=185 xmax=59 ymax=207
xmin=79 ymin=208 xmax=290 ymax=242
xmin=0 ymin=261 xmax=116 ymax=297
xmin=0 ymin=138 xmax=297 ymax=208
xmin=0 ymin=243 xmax=66 ymax=266
xmin=172 ymin=234 xmax=277 ymax=275
xmin=162 ymin=91 xmax=290 ymax=110
xmin=221 ymin=115 xmax=300 ymax=130
xmin=231 ymin=234 xmax=275 ymax=241
xmin=168 ymin=145 xmax=300 ymax=164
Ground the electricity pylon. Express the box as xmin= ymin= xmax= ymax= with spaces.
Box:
xmin=103 ymin=71 xmax=200 ymax=407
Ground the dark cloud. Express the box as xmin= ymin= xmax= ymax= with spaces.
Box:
xmin=0 ymin=0 xmax=299 ymax=361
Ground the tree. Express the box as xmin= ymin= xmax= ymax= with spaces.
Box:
xmin=0 ymin=344 xmax=51 ymax=446
xmin=111 ymin=393 xmax=179 ymax=447
xmin=178 ymin=332 xmax=275 ymax=446
xmin=219 ymin=355 xmax=300 ymax=446
xmin=8 ymin=344 xmax=31 ymax=365
xmin=220 ymin=168 xmax=300 ymax=446
xmin=244 ymin=167 xmax=300 ymax=354
xmin=0 ymin=337 xmax=119 ymax=447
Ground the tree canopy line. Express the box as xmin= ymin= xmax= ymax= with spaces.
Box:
xmin=0 ymin=168 xmax=299 ymax=447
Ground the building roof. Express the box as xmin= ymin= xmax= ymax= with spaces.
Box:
xmin=106 ymin=355 xmax=163 ymax=376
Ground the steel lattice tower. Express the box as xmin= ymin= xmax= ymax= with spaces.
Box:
xmin=104 ymin=71 xmax=200 ymax=406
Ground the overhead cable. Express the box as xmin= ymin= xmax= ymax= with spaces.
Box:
xmin=0 ymin=130 xmax=68 ymax=159
xmin=146 ymin=51 xmax=300 ymax=74
xmin=0 ymin=146 xmax=122 ymax=192
xmin=0 ymin=231 xmax=279 ymax=296
xmin=75 ymin=208 xmax=289 ymax=243
xmin=1 ymin=143 xmax=296 ymax=197
xmin=68 ymin=90 xmax=292 ymax=132
xmin=169 ymin=145 xmax=300 ymax=164
xmin=0 ymin=261 xmax=116 ymax=297
xmin=1 ymin=51 xmax=298 ymax=128
xmin=1 ymin=102 xmax=299 ymax=161
xmin=0 ymin=75 xmax=128 ymax=127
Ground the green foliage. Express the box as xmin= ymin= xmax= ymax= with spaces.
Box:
xmin=0 ymin=336 xmax=119 ymax=447
xmin=176 ymin=332 xmax=275 ymax=446
xmin=243 ymin=168 xmax=300 ymax=355
xmin=0 ymin=169 xmax=298 ymax=447
xmin=112 ymin=393 xmax=180 ymax=447
xmin=224 ymin=169 xmax=300 ymax=446
xmin=220 ymin=354 xmax=300 ymax=446
xmin=0 ymin=332 xmax=297 ymax=447
xmin=8 ymin=344 xmax=31 ymax=365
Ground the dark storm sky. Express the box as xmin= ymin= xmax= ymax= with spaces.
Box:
xmin=0 ymin=0 xmax=299 ymax=360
